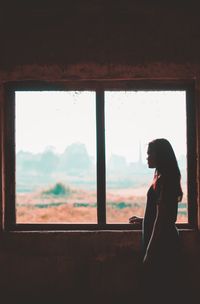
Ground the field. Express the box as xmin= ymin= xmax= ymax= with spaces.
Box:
xmin=16 ymin=183 xmax=187 ymax=224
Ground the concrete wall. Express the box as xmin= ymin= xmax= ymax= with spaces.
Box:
xmin=1 ymin=1 xmax=200 ymax=303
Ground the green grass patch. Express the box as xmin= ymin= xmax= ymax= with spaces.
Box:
xmin=108 ymin=202 xmax=132 ymax=209
xmin=42 ymin=183 xmax=73 ymax=197
xmin=34 ymin=202 xmax=65 ymax=208
xmin=73 ymin=202 xmax=97 ymax=207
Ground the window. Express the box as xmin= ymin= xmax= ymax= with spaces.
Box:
xmin=3 ymin=81 xmax=197 ymax=230
xmin=105 ymin=91 xmax=188 ymax=224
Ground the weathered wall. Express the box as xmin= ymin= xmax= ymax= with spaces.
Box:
xmin=0 ymin=231 xmax=199 ymax=304
xmin=1 ymin=0 xmax=200 ymax=68
xmin=0 ymin=231 xmax=142 ymax=304
xmin=1 ymin=1 xmax=200 ymax=303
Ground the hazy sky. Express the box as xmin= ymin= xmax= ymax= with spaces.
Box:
xmin=16 ymin=90 xmax=186 ymax=163
xmin=105 ymin=91 xmax=186 ymax=162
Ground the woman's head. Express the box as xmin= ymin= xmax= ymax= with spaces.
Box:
xmin=147 ymin=138 xmax=179 ymax=175
xmin=147 ymin=138 xmax=183 ymax=200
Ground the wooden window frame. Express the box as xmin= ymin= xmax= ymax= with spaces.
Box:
xmin=2 ymin=80 xmax=197 ymax=231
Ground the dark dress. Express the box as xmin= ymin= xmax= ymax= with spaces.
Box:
xmin=141 ymin=179 xmax=181 ymax=304
xmin=143 ymin=182 xmax=180 ymax=256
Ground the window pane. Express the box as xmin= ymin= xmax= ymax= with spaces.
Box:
xmin=105 ymin=91 xmax=187 ymax=223
xmin=15 ymin=91 xmax=97 ymax=223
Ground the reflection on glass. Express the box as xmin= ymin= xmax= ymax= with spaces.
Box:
xmin=105 ymin=91 xmax=187 ymax=223
xmin=15 ymin=91 xmax=97 ymax=223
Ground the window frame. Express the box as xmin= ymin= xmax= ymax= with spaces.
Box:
xmin=2 ymin=80 xmax=197 ymax=231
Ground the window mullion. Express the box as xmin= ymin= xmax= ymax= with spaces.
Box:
xmin=96 ymin=90 xmax=106 ymax=225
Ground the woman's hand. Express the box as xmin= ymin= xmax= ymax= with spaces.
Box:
xmin=129 ymin=216 xmax=143 ymax=224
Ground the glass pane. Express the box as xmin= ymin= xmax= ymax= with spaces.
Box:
xmin=15 ymin=91 xmax=97 ymax=223
xmin=105 ymin=91 xmax=187 ymax=223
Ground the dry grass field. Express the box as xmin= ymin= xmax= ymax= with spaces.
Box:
xmin=16 ymin=184 xmax=187 ymax=224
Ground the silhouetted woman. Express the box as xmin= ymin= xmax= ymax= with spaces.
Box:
xmin=129 ymin=138 xmax=183 ymax=304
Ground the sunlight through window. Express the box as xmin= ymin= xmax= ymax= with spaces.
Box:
xmin=105 ymin=91 xmax=187 ymax=223
xmin=13 ymin=88 xmax=189 ymax=227
xmin=15 ymin=91 xmax=97 ymax=223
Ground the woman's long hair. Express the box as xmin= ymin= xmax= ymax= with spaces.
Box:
xmin=149 ymin=138 xmax=183 ymax=202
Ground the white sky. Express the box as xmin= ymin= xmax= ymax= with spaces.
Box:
xmin=16 ymin=91 xmax=96 ymax=155
xmin=105 ymin=91 xmax=186 ymax=163
xmin=16 ymin=90 xmax=186 ymax=163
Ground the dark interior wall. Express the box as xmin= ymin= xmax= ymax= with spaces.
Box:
xmin=1 ymin=0 xmax=200 ymax=80
xmin=1 ymin=0 xmax=200 ymax=68
xmin=0 ymin=231 xmax=199 ymax=304
xmin=0 ymin=231 xmax=142 ymax=304
xmin=0 ymin=1 xmax=200 ymax=303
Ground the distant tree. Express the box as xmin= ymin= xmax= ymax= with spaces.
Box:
xmin=42 ymin=182 xmax=72 ymax=196
xmin=59 ymin=142 xmax=92 ymax=175
xmin=107 ymin=154 xmax=127 ymax=172
xmin=16 ymin=151 xmax=40 ymax=173
xmin=39 ymin=147 xmax=59 ymax=175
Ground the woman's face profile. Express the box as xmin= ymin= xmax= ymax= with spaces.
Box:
xmin=147 ymin=146 xmax=157 ymax=168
